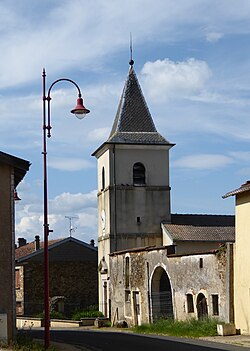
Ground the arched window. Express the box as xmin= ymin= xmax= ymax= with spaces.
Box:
xmin=101 ymin=167 xmax=105 ymax=191
xmin=133 ymin=162 xmax=145 ymax=186
xmin=125 ymin=257 xmax=130 ymax=289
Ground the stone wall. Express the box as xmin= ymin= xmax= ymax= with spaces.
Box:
xmin=109 ymin=245 xmax=231 ymax=326
xmin=24 ymin=260 xmax=98 ymax=316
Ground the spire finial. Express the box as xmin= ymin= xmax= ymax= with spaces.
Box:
xmin=129 ymin=32 xmax=134 ymax=66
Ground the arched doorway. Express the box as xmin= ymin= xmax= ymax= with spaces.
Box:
xmin=196 ymin=293 xmax=208 ymax=320
xmin=151 ymin=267 xmax=173 ymax=321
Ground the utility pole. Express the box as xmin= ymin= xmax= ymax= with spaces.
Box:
xmin=65 ymin=216 xmax=78 ymax=237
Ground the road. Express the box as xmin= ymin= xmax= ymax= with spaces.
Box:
xmin=26 ymin=329 xmax=246 ymax=351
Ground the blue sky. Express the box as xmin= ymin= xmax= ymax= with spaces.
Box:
xmin=2 ymin=0 xmax=250 ymax=244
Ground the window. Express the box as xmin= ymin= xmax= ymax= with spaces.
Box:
xmin=125 ymin=257 xmax=130 ymax=289
xmin=133 ymin=162 xmax=145 ymax=186
xmin=101 ymin=167 xmax=105 ymax=191
xmin=199 ymin=258 xmax=203 ymax=268
xmin=212 ymin=294 xmax=219 ymax=315
xmin=167 ymin=245 xmax=176 ymax=255
xmin=125 ymin=290 xmax=131 ymax=302
xmin=186 ymin=293 xmax=194 ymax=313
xmin=137 ymin=216 xmax=141 ymax=224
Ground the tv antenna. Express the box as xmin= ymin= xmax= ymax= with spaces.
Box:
xmin=65 ymin=216 xmax=78 ymax=237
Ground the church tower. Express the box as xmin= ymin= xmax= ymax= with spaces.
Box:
xmin=92 ymin=62 xmax=173 ymax=315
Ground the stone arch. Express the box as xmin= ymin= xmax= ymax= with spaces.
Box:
xmin=151 ymin=266 xmax=173 ymax=321
xmin=196 ymin=292 xmax=208 ymax=320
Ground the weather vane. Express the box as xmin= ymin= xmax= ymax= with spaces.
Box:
xmin=129 ymin=32 xmax=134 ymax=66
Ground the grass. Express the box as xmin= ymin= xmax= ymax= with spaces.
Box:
xmin=12 ymin=334 xmax=57 ymax=351
xmin=132 ymin=318 xmax=220 ymax=338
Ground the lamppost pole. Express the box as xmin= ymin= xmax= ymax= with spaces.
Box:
xmin=42 ymin=69 xmax=90 ymax=348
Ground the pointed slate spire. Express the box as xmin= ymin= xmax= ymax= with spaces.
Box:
xmin=107 ymin=65 xmax=171 ymax=145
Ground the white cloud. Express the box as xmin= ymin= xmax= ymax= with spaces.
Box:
xmin=15 ymin=189 xmax=98 ymax=244
xmin=49 ymin=157 xmax=95 ymax=171
xmin=173 ymin=154 xmax=234 ymax=170
xmin=50 ymin=191 xmax=97 ymax=214
xmin=7 ymin=0 xmax=250 ymax=242
xmin=229 ymin=151 xmax=250 ymax=161
xmin=141 ymin=58 xmax=211 ymax=102
xmin=206 ymin=32 xmax=224 ymax=42
xmin=2 ymin=0 xmax=250 ymax=90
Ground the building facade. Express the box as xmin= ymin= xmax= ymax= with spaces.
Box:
xmin=223 ymin=181 xmax=250 ymax=334
xmin=15 ymin=236 xmax=98 ymax=317
xmin=0 ymin=151 xmax=30 ymax=343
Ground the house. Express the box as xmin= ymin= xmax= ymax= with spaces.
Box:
xmin=93 ymin=61 xmax=235 ymax=325
xmin=15 ymin=236 xmax=98 ymax=317
xmin=223 ymin=180 xmax=250 ymax=334
xmin=0 ymin=151 xmax=30 ymax=343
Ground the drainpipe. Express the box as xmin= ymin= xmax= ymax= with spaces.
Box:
xmin=113 ymin=144 xmax=117 ymax=252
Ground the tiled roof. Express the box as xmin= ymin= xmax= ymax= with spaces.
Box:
xmin=222 ymin=180 xmax=250 ymax=198
xmin=162 ymin=214 xmax=235 ymax=242
xmin=15 ymin=238 xmax=63 ymax=260
xmin=107 ymin=66 xmax=171 ymax=145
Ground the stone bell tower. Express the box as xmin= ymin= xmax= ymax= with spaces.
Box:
xmin=92 ymin=61 xmax=174 ymax=315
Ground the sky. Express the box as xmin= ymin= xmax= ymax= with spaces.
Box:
xmin=2 ymin=0 xmax=250 ymax=245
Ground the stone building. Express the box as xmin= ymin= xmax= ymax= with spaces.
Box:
xmin=110 ymin=243 xmax=234 ymax=326
xmin=93 ymin=61 xmax=235 ymax=325
xmin=0 ymin=151 xmax=30 ymax=343
xmin=15 ymin=236 xmax=98 ymax=317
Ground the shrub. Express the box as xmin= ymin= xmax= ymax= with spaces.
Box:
xmin=71 ymin=306 xmax=104 ymax=320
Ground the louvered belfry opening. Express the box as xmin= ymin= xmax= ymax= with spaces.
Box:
xmin=133 ymin=162 xmax=145 ymax=186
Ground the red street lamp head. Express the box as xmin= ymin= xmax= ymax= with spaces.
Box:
xmin=71 ymin=97 xmax=90 ymax=119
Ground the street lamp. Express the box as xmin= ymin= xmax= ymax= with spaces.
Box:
xmin=42 ymin=68 xmax=90 ymax=348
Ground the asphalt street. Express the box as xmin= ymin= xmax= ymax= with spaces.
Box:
xmin=26 ymin=329 xmax=248 ymax=351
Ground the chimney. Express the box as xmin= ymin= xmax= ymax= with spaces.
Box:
xmin=18 ymin=238 xmax=27 ymax=248
xmin=90 ymin=239 xmax=95 ymax=247
xmin=35 ymin=235 xmax=40 ymax=251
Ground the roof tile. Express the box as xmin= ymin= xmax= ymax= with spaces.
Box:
xmin=108 ymin=66 xmax=171 ymax=145
xmin=15 ymin=239 xmax=63 ymax=260
xmin=163 ymin=214 xmax=235 ymax=242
